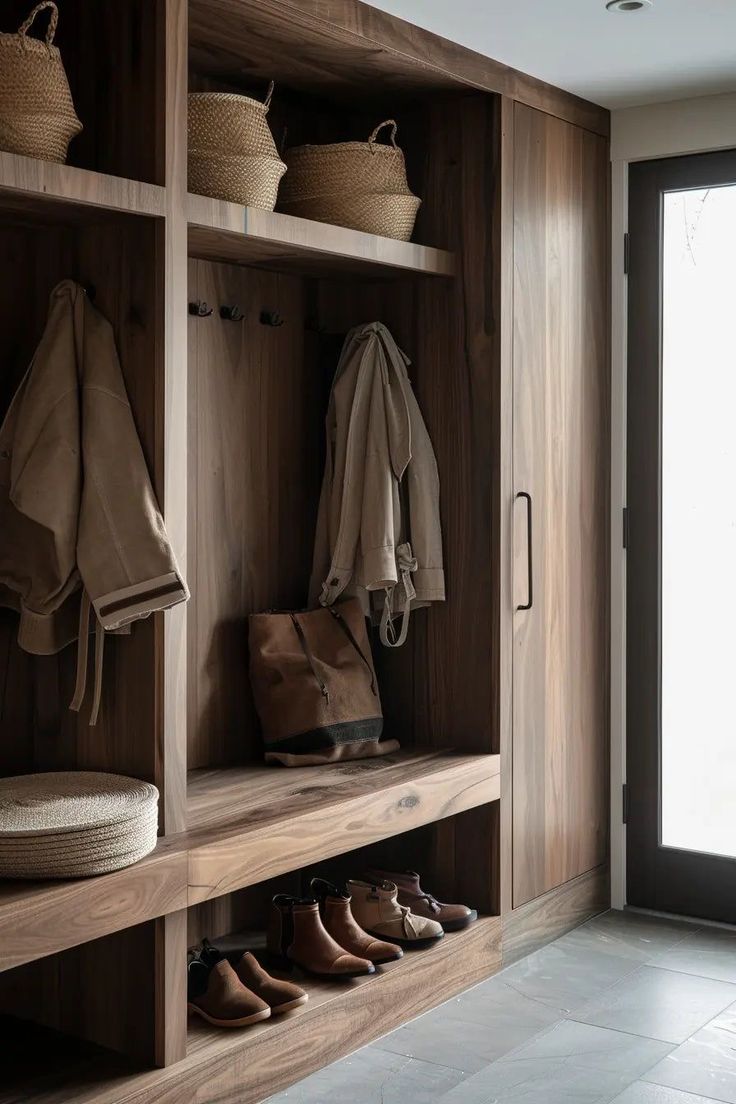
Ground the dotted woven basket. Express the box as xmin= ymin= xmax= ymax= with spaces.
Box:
xmin=0 ymin=1 xmax=82 ymax=164
xmin=188 ymin=85 xmax=286 ymax=210
xmin=278 ymin=120 xmax=421 ymax=242
xmin=0 ymin=772 xmax=159 ymax=879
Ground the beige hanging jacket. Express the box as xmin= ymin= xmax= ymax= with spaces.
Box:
xmin=0 ymin=280 xmax=188 ymax=723
xmin=309 ymin=322 xmax=445 ymax=646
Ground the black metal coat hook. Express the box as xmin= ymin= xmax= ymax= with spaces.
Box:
xmin=189 ymin=300 xmax=213 ymax=317
xmin=220 ymin=305 xmax=245 ymax=322
xmin=260 ymin=310 xmax=284 ymax=327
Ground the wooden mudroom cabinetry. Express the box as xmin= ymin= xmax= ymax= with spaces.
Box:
xmin=0 ymin=2 xmax=610 ymax=1102
xmin=510 ymin=104 xmax=610 ymax=912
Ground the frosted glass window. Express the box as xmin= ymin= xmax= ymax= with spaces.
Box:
xmin=661 ymin=183 xmax=736 ymax=857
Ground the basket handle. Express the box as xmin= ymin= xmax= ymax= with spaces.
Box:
xmin=263 ymin=81 xmax=275 ymax=111
xmin=18 ymin=1 xmax=59 ymax=46
xmin=368 ymin=119 xmax=399 ymax=153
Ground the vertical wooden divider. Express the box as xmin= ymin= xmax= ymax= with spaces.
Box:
xmin=496 ymin=95 xmax=515 ymax=924
xmin=154 ymin=0 xmax=189 ymax=1068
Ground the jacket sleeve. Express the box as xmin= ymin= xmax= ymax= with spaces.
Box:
xmin=75 ymin=296 xmax=188 ymax=631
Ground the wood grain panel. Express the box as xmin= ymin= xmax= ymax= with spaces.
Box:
xmin=0 ymin=920 xmax=161 ymax=1067
xmin=503 ymin=865 xmax=609 ymax=966
xmin=188 ymin=0 xmax=609 ymax=136
xmin=157 ymin=0 xmax=189 ymax=835
xmin=187 ymin=259 xmax=324 ymax=768
xmin=0 ymin=153 xmax=165 ymax=219
xmin=187 ymin=751 xmax=500 ymax=902
xmin=154 ymin=909 xmax=188 ymax=1068
xmin=0 ymin=846 xmax=187 ymax=973
xmin=512 ymin=104 xmax=610 ymax=908
xmin=495 ymin=96 xmax=516 ymax=918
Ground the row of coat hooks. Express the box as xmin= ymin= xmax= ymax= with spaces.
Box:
xmin=188 ymin=301 xmax=284 ymax=327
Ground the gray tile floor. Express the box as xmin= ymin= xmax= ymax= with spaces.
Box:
xmin=266 ymin=910 xmax=736 ymax=1104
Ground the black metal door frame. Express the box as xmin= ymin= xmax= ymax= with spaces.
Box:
xmin=627 ymin=147 xmax=736 ymax=921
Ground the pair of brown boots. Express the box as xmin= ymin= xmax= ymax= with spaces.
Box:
xmin=188 ymin=940 xmax=307 ymax=1029
xmin=267 ymin=877 xmax=404 ymax=979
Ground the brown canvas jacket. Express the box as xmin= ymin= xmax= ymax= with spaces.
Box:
xmin=309 ymin=322 xmax=444 ymax=647
xmin=0 ymin=280 xmax=188 ymax=722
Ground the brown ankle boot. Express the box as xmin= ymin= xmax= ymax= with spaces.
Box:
xmin=267 ymin=894 xmax=375 ymax=980
xmin=233 ymin=951 xmax=308 ymax=1014
xmin=311 ymin=878 xmax=403 ymax=965
xmin=365 ymin=868 xmax=477 ymax=932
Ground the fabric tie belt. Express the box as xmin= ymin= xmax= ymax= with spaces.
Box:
xmin=379 ymin=542 xmax=417 ymax=649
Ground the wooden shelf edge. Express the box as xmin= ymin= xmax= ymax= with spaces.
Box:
xmin=187 ymin=192 xmax=456 ymax=277
xmin=186 ymin=751 xmax=501 ymax=904
xmin=0 ymin=842 xmax=188 ymax=974
xmin=0 ymin=152 xmax=166 ymax=219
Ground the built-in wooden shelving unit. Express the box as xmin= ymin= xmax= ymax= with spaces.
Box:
xmin=187 ymin=192 xmax=456 ymax=277
xmin=0 ymin=0 xmax=611 ymax=1099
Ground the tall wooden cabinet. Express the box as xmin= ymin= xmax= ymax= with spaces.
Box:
xmin=511 ymin=105 xmax=610 ymax=910
xmin=0 ymin=3 xmax=610 ymax=1102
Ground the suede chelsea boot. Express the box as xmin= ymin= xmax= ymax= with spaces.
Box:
xmin=348 ymin=878 xmax=444 ymax=948
xmin=233 ymin=950 xmax=308 ymax=1013
xmin=187 ymin=956 xmax=271 ymax=1028
xmin=266 ymin=894 xmax=375 ymax=979
xmin=365 ymin=868 xmax=477 ymax=932
xmin=310 ymin=877 xmax=403 ymax=965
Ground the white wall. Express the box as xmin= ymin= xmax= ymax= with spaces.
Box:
xmin=612 ymin=91 xmax=736 ymax=162
xmin=610 ymin=91 xmax=736 ymax=910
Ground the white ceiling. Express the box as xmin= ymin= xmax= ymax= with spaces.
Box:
xmin=369 ymin=0 xmax=736 ymax=109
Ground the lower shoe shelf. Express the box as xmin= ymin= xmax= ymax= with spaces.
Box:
xmin=0 ymin=914 xmax=500 ymax=1104
xmin=184 ymin=916 xmax=501 ymax=1102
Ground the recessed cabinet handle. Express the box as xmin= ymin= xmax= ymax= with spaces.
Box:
xmin=516 ymin=491 xmax=533 ymax=611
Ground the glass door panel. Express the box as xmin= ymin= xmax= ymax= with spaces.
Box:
xmin=661 ymin=184 xmax=736 ymax=858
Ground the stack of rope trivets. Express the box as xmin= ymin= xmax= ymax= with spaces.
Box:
xmin=0 ymin=772 xmax=159 ymax=878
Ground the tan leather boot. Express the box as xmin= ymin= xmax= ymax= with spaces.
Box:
xmin=310 ymin=878 xmax=403 ymax=964
xmin=348 ymin=878 xmax=444 ymax=948
xmin=365 ymin=868 xmax=477 ymax=932
xmin=267 ymin=894 xmax=375 ymax=979
xmin=187 ymin=958 xmax=271 ymax=1028
xmin=233 ymin=951 xmax=308 ymax=1014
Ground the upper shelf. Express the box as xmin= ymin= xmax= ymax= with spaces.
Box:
xmin=187 ymin=192 xmax=456 ymax=278
xmin=186 ymin=747 xmax=500 ymax=904
xmin=0 ymin=152 xmax=166 ymax=222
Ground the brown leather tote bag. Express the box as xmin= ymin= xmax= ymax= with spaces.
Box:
xmin=249 ymin=598 xmax=399 ymax=766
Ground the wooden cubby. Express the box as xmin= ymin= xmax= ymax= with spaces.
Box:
xmin=0 ymin=1 xmax=611 ymax=1101
xmin=0 ymin=1 xmax=165 ymax=184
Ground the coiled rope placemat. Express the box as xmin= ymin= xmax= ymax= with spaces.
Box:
xmin=0 ymin=772 xmax=159 ymax=878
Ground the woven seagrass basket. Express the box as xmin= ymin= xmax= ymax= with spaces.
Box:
xmin=278 ymin=120 xmax=421 ymax=241
xmin=0 ymin=1 xmax=82 ymax=164
xmin=188 ymin=83 xmax=286 ymax=210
